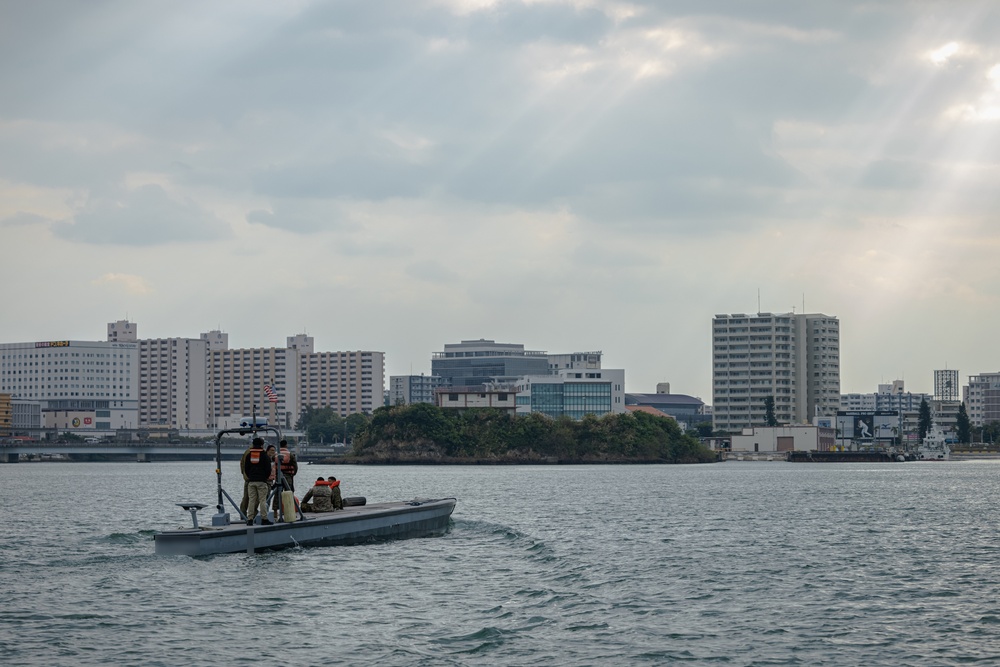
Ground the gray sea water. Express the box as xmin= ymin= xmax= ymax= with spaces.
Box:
xmin=2 ymin=460 xmax=1000 ymax=666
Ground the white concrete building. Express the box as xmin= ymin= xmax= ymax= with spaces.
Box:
xmin=0 ymin=338 xmax=139 ymax=434
xmin=516 ymin=368 xmax=626 ymax=419
xmin=390 ymin=374 xmax=448 ymax=406
xmin=730 ymin=425 xmax=837 ymax=453
xmin=437 ymin=388 xmax=518 ymax=414
xmin=11 ymin=398 xmax=43 ymax=436
xmin=208 ymin=345 xmax=299 ymax=430
xmin=712 ymin=312 xmax=840 ymax=432
xmin=431 ymin=339 xmax=550 ymax=387
xmin=137 ymin=337 xmax=209 ymax=430
xmin=964 ymin=372 xmax=1000 ymax=427
xmin=298 ymin=347 xmax=384 ymax=417
xmin=840 ymin=380 xmax=930 ymax=413
xmin=547 ymin=351 xmax=602 ymax=371
xmin=108 ymin=320 xmax=211 ymax=431
xmin=108 ymin=319 xmax=137 ymax=343
xmin=200 ymin=330 xmax=229 ymax=352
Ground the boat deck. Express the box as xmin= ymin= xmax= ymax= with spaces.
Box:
xmin=155 ymin=497 xmax=456 ymax=556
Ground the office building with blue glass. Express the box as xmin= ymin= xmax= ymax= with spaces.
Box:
xmin=516 ymin=369 xmax=626 ymax=420
xmin=432 ymin=339 xmax=550 ymax=388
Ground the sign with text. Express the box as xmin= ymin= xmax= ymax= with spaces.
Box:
xmin=35 ymin=341 xmax=70 ymax=348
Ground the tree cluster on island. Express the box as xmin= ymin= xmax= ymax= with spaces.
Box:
xmin=299 ymin=403 xmax=717 ymax=464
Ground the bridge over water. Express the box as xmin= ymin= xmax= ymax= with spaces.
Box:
xmin=0 ymin=441 xmax=346 ymax=463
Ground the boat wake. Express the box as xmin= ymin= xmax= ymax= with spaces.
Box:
xmin=95 ymin=530 xmax=156 ymax=546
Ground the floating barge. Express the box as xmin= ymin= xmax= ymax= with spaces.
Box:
xmin=155 ymin=497 xmax=456 ymax=556
xmin=153 ymin=414 xmax=456 ymax=556
xmin=787 ymin=450 xmax=899 ymax=463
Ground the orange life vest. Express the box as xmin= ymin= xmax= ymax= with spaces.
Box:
xmin=279 ymin=449 xmax=295 ymax=475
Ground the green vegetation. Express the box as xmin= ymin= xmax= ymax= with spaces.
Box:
xmin=347 ymin=403 xmax=716 ymax=464
xmin=297 ymin=406 xmax=369 ymax=444
xmin=956 ymin=402 xmax=971 ymax=444
xmin=763 ymin=396 xmax=778 ymax=427
xmin=689 ymin=421 xmax=715 ymax=438
xmin=976 ymin=421 xmax=1000 ymax=444
xmin=918 ymin=398 xmax=932 ymax=441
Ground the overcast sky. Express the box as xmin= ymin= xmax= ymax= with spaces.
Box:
xmin=2 ymin=0 xmax=999 ymax=402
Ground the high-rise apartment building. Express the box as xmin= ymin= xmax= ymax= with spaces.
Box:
xmin=110 ymin=321 xmax=211 ymax=430
xmin=712 ymin=312 xmax=840 ymax=432
xmin=294 ymin=334 xmax=383 ymax=417
xmin=128 ymin=326 xmax=383 ymax=429
xmin=934 ymin=369 xmax=960 ymax=401
xmin=137 ymin=338 xmax=209 ymax=430
xmin=964 ymin=372 xmax=1000 ymax=427
xmin=207 ymin=344 xmax=298 ymax=429
xmin=840 ymin=380 xmax=930 ymax=413
xmin=389 ymin=374 xmax=448 ymax=406
xmin=2 ymin=322 xmax=385 ymax=435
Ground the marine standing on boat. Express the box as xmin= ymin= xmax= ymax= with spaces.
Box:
xmin=278 ymin=440 xmax=298 ymax=491
xmin=265 ymin=444 xmax=277 ymax=486
xmin=244 ymin=438 xmax=273 ymax=525
xmin=238 ymin=441 xmax=253 ymax=517
xmin=271 ymin=441 xmax=299 ymax=514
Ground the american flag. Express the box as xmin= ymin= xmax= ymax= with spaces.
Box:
xmin=263 ymin=383 xmax=279 ymax=403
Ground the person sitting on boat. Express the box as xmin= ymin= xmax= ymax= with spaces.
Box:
xmin=327 ymin=476 xmax=344 ymax=510
xmin=301 ymin=477 xmax=335 ymax=513
xmin=244 ymin=438 xmax=273 ymax=525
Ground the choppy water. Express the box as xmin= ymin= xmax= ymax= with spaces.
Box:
xmin=3 ymin=460 xmax=1000 ymax=666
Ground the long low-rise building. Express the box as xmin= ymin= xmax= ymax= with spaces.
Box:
xmin=729 ymin=425 xmax=837 ymax=453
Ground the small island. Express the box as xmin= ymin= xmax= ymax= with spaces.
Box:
xmin=303 ymin=403 xmax=717 ymax=465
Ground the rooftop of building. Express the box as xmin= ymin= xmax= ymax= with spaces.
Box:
xmin=625 ymin=393 xmax=705 ymax=407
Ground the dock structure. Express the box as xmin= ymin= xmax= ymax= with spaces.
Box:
xmin=0 ymin=441 xmax=250 ymax=463
xmin=787 ymin=450 xmax=898 ymax=463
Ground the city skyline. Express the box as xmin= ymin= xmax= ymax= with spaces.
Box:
xmin=2 ymin=2 xmax=999 ymax=402
xmin=0 ymin=316 xmax=981 ymax=401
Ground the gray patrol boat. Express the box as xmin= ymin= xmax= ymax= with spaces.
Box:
xmin=154 ymin=417 xmax=455 ymax=556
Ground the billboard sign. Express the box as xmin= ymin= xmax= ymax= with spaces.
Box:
xmin=836 ymin=411 xmax=899 ymax=442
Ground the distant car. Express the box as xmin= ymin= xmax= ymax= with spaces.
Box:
xmin=84 ymin=437 xmax=101 ymax=444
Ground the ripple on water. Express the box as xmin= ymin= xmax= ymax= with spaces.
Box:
xmin=5 ymin=462 xmax=1000 ymax=666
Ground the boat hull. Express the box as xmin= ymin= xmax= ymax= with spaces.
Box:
xmin=154 ymin=497 xmax=456 ymax=556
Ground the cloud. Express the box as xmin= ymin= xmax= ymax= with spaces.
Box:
xmin=4 ymin=0 xmax=1000 ymax=402
xmin=246 ymin=200 xmax=357 ymax=234
xmin=54 ymin=184 xmax=231 ymax=245
xmin=92 ymin=272 xmax=152 ymax=295
xmin=0 ymin=211 xmax=50 ymax=227
xmin=405 ymin=259 xmax=460 ymax=284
